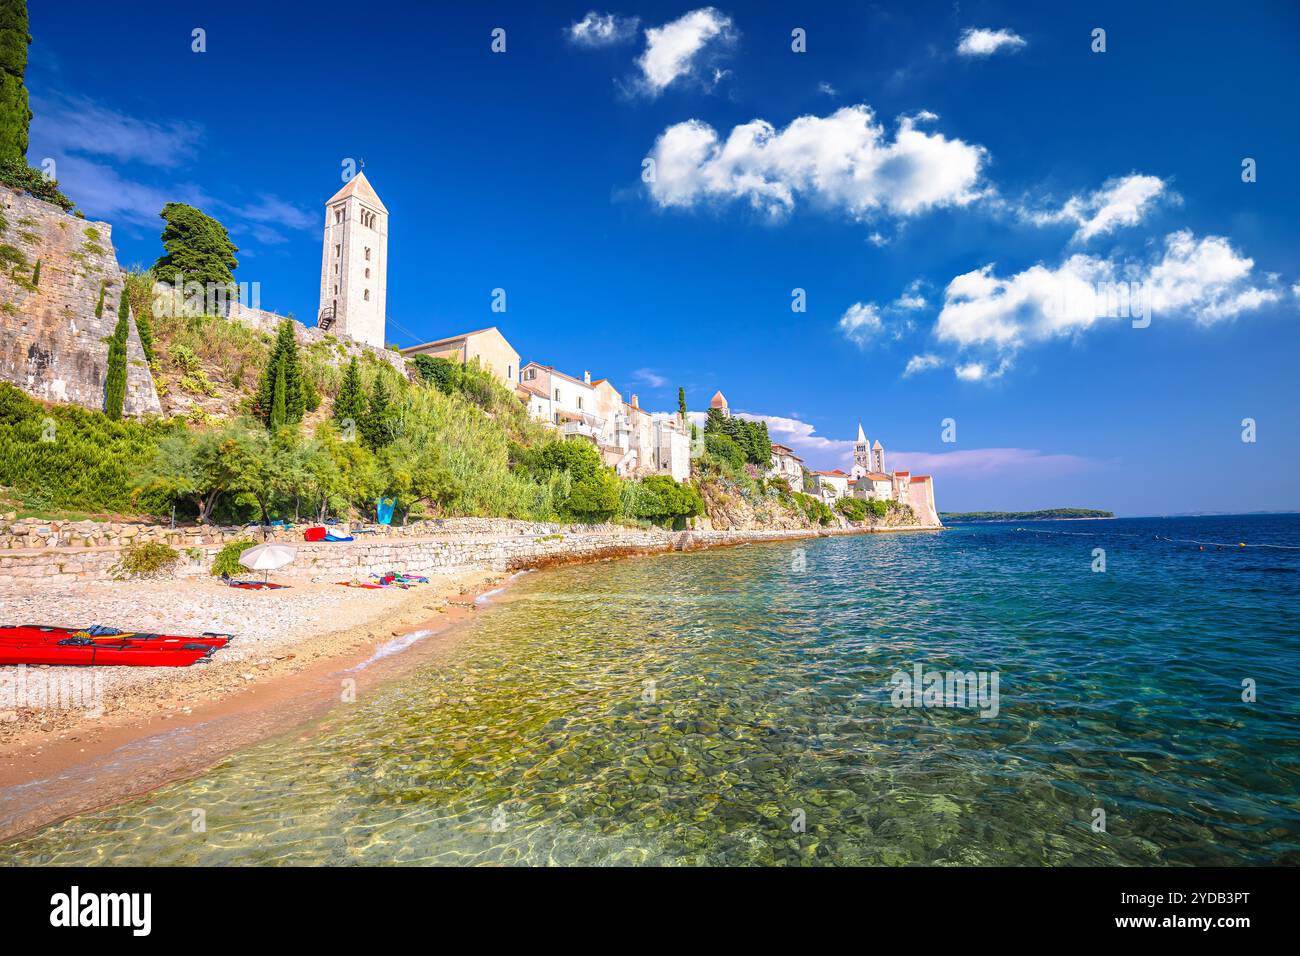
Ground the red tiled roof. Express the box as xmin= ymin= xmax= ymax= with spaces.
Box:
xmin=811 ymin=469 xmax=848 ymax=476
xmin=910 ymin=475 xmax=930 ymax=482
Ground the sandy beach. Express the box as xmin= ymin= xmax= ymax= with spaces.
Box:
xmin=0 ymin=569 xmax=505 ymax=816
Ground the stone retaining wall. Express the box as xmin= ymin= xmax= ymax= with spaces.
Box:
xmin=0 ymin=521 xmax=941 ymax=588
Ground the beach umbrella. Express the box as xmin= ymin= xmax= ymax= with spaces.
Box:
xmin=238 ymin=543 xmax=297 ymax=583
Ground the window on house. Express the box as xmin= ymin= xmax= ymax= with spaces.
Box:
xmin=364 ymin=268 xmax=370 ymax=278
xmin=365 ymin=247 xmax=371 ymax=261
xmin=554 ymin=388 xmax=560 ymax=401
xmin=507 ymin=366 xmax=513 ymax=381
xmin=577 ymin=397 xmax=584 ymax=410
xmin=333 ymin=284 xmax=338 ymax=294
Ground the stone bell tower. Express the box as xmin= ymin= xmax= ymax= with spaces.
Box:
xmin=318 ymin=169 xmax=387 ymax=349
xmin=852 ymin=423 xmax=870 ymax=479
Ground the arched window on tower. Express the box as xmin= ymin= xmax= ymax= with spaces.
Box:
xmin=364 ymin=247 xmax=371 ymax=261
xmin=364 ymin=289 xmax=370 ymax=301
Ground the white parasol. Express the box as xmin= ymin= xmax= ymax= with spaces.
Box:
xmin=238 ymin=543 xmax=297 ymax=582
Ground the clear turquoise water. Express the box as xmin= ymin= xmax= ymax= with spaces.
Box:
xmin=4 ymin=516 xmax=1299 ymax=865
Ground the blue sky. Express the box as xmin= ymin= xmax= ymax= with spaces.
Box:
xmin=28 ymin=1 xmax=1300 ymax=515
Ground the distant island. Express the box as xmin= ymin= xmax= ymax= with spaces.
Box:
xmin=940 ymin=508 xmax=1115 ymax=522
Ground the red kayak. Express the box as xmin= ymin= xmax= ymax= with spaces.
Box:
xmin=0 ymin=641 xmax=215 ymax=667
xmin=0 ymin=625 xmax=232 ymax=649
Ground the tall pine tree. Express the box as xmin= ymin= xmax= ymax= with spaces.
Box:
xmin=332 ymin=357 xmax=366 ymax=430
xmin=103 ymin=293 xmax=130 ymax=420
xmin=269 ymin=361 xmax=288 ymax=429
xmin=255 ymin=321 xmax=306 ymax=429
xmin=361 ymin=374 xmax=394 ymax=449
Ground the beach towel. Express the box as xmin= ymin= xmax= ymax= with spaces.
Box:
xmin=324 ymin=533 xmax=354 ymax=542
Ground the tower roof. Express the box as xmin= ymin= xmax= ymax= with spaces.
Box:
xmin=326 ymin=170 xmax=388 ymax=213
xmin=873 ymin=439 xmax=883 ymax=449
xmin=709 ymin=390 xmax=728 ymax=409
xmin=857 ymin=423 xmax=866 ymax=443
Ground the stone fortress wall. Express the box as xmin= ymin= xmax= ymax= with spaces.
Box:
xmin=0 ymin=191 xmax=159 ymax=417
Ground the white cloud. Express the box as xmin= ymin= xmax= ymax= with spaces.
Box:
xmin=890 ymin=447 xmax=1093 ymax=479
xmin=838 ymin=302 xmax=884 ymax=346
xmin=1024 ymin=173 xmax=1173 ymax=243
xmin=732 ymin=411 xmax=1093 ymax=481
xmin=225 ymin=194 xmax=316 ymax=231
xmin=30 ymin=92 xmax=201 ymax=168
xmin=903 ymin=353 xmax=943 ymax=376
xmin=817 ymin=81 xmax=838 ymax=97
xmin=635 ymin=7 xmax=734 ymax=95
xmin=631 ymin=368 xmax=668 ymax=388
xmin=736 ymin=412 xmax=854 ymax=460
xmin=893 ymin=280 xmax=928 ymax=310
xmin=568 ymin=11 xmax=640 ymax=47
xmin=956 ymin=28 xmax=1027 ymax=57
xmin=931 ymin=230 xmax=1281 ymax=376
xmin=647 ymin=106 xmax=987 ymax=220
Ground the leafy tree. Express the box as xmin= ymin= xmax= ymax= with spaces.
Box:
xmin=254 ymin=321 xmax=306 ymax=429
xmin=103 ymin=292 xmax=130 ymax=420
xmin=411 ymin=354 xmax=461 ymax=394
xmin=332 ymin=357 xmax=366 ymax=430
xmin=534 ymin=437 xmax=602 ymax=483
xmin=137 ymin=422 xmax=246 ymax=523
xmin=0 ymin=0 xmax=32 ymax=163
xmin=567 ymin=467 xmax=621 ymax=522
xmin=704 ymin=407 xmax=771 ymax=465
xmin=152 ymin=203 xmax=239 ymax=305
xmin=631 ymin=474 xmax=703 ymax=528
xmin=704 ymin=432 xmax=745 ymax=471
xmin=0 ymin=157 xmax=74 ymax=210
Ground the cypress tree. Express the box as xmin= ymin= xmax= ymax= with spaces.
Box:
xmin=332 ymin=357 xmax=366 ymax=429
xmin=677 ymin=386 xmax=687 ymax=422
xmin=255 ymin=321 xmax=306 ymax=428
xmin=103 ymin=294 xmax=130 ymax=420
xmin=0 ymin=0 xmax=32 ymax=163
xmin=269 ymin=361 xmax=287 ymax=430
xmin=361 ymin=374 xmax=392 ymax=449
xmin=94 ymin=282 xmax=106 ymax=318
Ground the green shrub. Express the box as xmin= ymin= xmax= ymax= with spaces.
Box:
xmin=0 ymin=158 xmax=74 ymax=211
xmin=211 ymin=538 xmax=256 ymax=577
xmin=109 ymin=541 xmax=180 ymax=580
xmin=837 ymin=497 xmax=868 ymax=522
xmin=0 ymin=382 xmax=179 ymax=516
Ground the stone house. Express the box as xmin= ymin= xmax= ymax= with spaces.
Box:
xmin=401 ymin=326 xmax=520 ymax=389
xmin=768 ymin=443 xmax=805 ymax=492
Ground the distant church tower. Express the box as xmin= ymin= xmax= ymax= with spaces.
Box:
xmin=709 ymin=390 xmax=730 ymax=418
xmin=318 ymin=169 xmax=388 ymax=349
xmin=871 ymin=439 xmax=886 ymax=474
xmin=852 ymin=423 xmax=871 ymax=479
